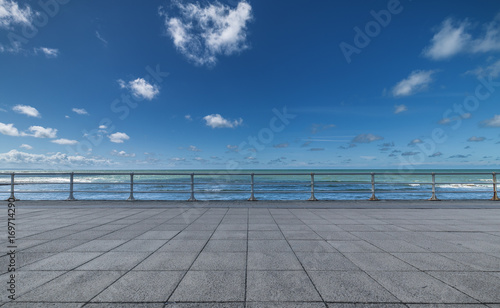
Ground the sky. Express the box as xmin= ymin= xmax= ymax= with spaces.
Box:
xmin=1 ymin=0 xmax=500 ymax=170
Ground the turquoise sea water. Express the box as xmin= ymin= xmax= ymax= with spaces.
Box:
xmin=0 ymin=169 xmax=499 ymax=201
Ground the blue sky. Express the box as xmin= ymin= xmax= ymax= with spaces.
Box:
xmin=1 ymin=0 xmax=500 ymax=170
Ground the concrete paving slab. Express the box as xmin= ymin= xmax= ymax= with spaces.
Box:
xmin=392 ymin=253 xmax=477 ymax=271
xmin=170 ymin=270 xmax=245 ymax=302
xmin=18 ymin=271 xmax=123 ymax=302
xmin=134 ymin=252 xmax=198 ymax=270
xmin=203 ymin=240 xmax=247 ymax=252
xmin=368 ymin=271 xmax=478 ymax=303
xmin=296 ymin=252 xmax=361 ymax=271
xmin=308 ymin=271 xmax=399 ymax=303
xmin=157 ymin=239 xmax=208 ymax=252
xmin=438 ymin=253 xmax=500 ymax=271
xmin=22 ymin=252 xmax=102 ymax=271
xmin=0 ymin=270 xmax=64 ymax=301
xmin=246 ymin=270 xmax=322 ymax=302
xmin=110 ymin=239 xmax=166 ymax=252
xmin=327 ymin=240 xmax=382 ymax=253
xmin=92 ymin=270 xmax=184 ymax=302
xmin=68 ymin=240 xmax=127 ymax=252
xmin=428 ymin=271 xmax=500 ymax=303
xmin=76 ymin=252 xmax=150 ymax=271
xmin=247 ymin=303 xmax=326 ymax=307
xmin=248 ymin=231 xmax=285 ymax=240
xmin=344 ymin=253 xmax=418 ymax=271
xmin=247 ymin=252 xmax=302 ymax=270
xmin=288 ymin=240 xmax=338 ymax=253
xmin=248 ymin=240 xmax=292 ymax=252
xmin=191 ymin=252 xmax=246 ymax=270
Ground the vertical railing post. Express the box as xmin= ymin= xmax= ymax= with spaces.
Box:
xmin=127 ymin=172 xmax=135 ymax=201
xmin=67 ymin=172 xmax=76 ymax=201
xmin=248 ymin=173 xmax=257 ymax=201
xmin=369 ymin=172 xmax=379 ymax=201
xmin=491 ymin=172 xmax=499 ymax=201
xmin=7 ymin=173 xmax=18 ymax=201
xmin=308 ymin=173 xmax=318 ymax=201
xmin=428 ymin=172 xmax=440 ymax=201
xmin=188 ymin=173 xmax=197 ymax=201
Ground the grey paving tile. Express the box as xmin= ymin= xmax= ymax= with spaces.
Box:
xmin=203 ymin=240 xmax=247 ymax=252
xmin=288 ymin=240 xmax=337 ymax=253
xmin=68 ymin=240 xmax=127 ymax=252
xmin=157 ymin=239 xmax=207 ymax=252
xmin=344 ymin=253 xmax=418 ymax=271
xmin=163 ymin=304 xmax=244 ymax=308
xmin=0 ymin=270 xmax=63 ymax=301
xmin=248 ymin=224 xmax=280 ymax=231
xmin=248 ymin=303 xmax=326 ymax=308
xmin=368 ymin=271 xmax=478 ymax=303
xmin=16 ymin=252 xmax=55 ymax=268
xmin=428 ymin=271 xmax=500 ymax=302
xmin=282 ymin=231 xmax=323 ymax=240
xmin=327 ymin=240 xmax=382 ymax=253
xmin=170 ymin=271 xmax=245 ymax=302
xmin=191 ymin=252 xmax=246 ymax=270
xmin=406 ymin=304 xmax=489 ymax=307
xmin=393 ymin=253 xmax=476 ymax=271
xmin=22 ymin=252 xmax=102 ymax=271
xmin=316 ymin=232 xmax=359 ymax=241
xmin=438 ymin=253 xmax=500 ymax=271
xmin=217 ymin=224 xmax=248 ymax=231
xmin=247 ymin=270 xmax=322 ymax=301
xmin=98 ymin=230 xmax=145 ymax=240
xmin=174 ymin=231 xmax=213 ymax=240
xmin=328 ymin=304 xmax=407 ymax=308
xmin=309 ymin=270 xmax=399 ymax=302
xmin=62 ymin=230 xmax=112 ymax=240
xmin=1 ymin=303 xmax=85 ymax=307
xmin=85 ymin=304 xmax=163 ymax=307
xmin=110 ymin=239 xmax=167 ymax=252
xmin=248 ymin=252 xmax=302 ymax=270
xmin=134 ymin=230 xmax=179 ymax=240
xmin=22 ymin=240 xmax=89 ymax=253
xmin=211 ymin=230 xmax=248 ymax=240
xmin=367 ymin=240 xmax=429 ymax=253
xmin=92 ymin=270 xmax=184 ymax=302
xmin=76 ymin=252 xmax=150 ymax=270
xmin=248 ymin=240 xmax=293 ymax=252
xmin=18 ymin=271 xmax=123 ymax=302
xmin=296 ymin=252 xmax=360 ymax=271
xmin=134 ymin=252 xmax=198 ymax=270
xmin=248 ymin=231 xmax=285 ymax=240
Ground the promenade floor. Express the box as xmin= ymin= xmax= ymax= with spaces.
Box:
xmin=1 ymin=200 xmax=500 ymax=307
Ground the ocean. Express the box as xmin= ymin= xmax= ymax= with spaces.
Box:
xmin=1 ymin=169 xmax=499 ymax=201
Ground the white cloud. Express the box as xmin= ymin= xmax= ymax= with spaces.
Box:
xmin=352 ymin=134 xmax=383 ymax=143
xmin=34 ymin=47 xmax=59 ymax=58
xmin=19 ymin=144 xmax=32 ymax=150
xmin=185 ymin=114 xmax=192 ymax=121
xmin=187 ymin=145 xmax=201 ymax=152
xmin=118 ymin=78 xmax=159 ymax=100
xmin=99 ymin=125 xmax=107 ymax=129
xmin=394 ymin=104 xmax=408 ymax=114
xmin=72 ymin=108 xmax=89 ymax=115
xmin=28 ymin=126 xmax=57 ymax=138
xmin=0 ymin=150 xmax=110 ymax=166
xmin=51 ymin=138 xmax=78 ymax=145
xmin=111 ymin=150 xmax=136 ymax=158
xmin=170 ymin=157 xmax=186 ymax=162
xmin=467 ymin=136 xmax=486 ymax=142
xmin=423 ymin=15 xmax=500 ymax=60
xmin=0 ymin=107 xmax=6 ymax=112
xmin=481 ymin=115 xmax=500 ymax=127
xmin=408 ymin=139 xmax=423 ymax=146
xmin=108 ymin=132 xmax=130 ymax=143
xmin=203 ymin=114 xmax=243 ymax=128
xmin=65 ymin=115 xmax=70 ymax=119
xmin=161 ymin=0 xmax=252 ymax=66
xmin=96 ymin=31 xmax=108 ymax=45
xmin=392 ymin=70 xmax=436 ymax=97
xmin=0 ymin=0 xmax=33 ymax=29
xmin=12 ymin=104 xmax=40 ymax=118
xmin=273 ymin=143 xmax=289 ymax=148
xmin=0 ymin=122 xmax=20 ymax=136
xmin=466 ymin=59 xmax=500 ymax=78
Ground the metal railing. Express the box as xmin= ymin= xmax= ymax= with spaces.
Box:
xmin=0 ymin=171 xmax=499 ymax=201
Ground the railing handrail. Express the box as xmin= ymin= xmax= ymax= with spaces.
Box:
xmin=1 ymin=171 xmax=499 ymax=202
